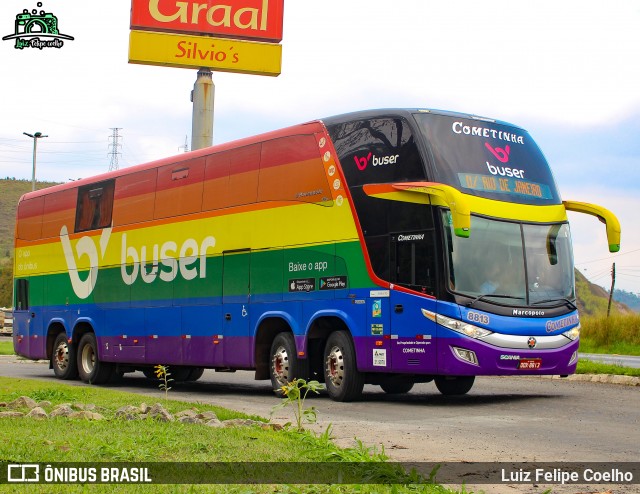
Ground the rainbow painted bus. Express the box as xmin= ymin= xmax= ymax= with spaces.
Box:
xmin=12 ymin=108 xmax=621 ymax=401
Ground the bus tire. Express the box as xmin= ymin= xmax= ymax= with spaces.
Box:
xmin=434 ymin=376 xmax=475 ymax=396
xmin=142 ymin=368 xmax=157 ymax=380
xmin=77 ymin=333 xmax=113 ymax=385
xmin=170 ymin=367 xmax=192 ymax=382
xmin=323 ymin=331 xmax=364 ymax=402
xmin=269 ymin=332 xmax=308 ymax=393
xmin=186 ymin=367 xmax=205 ymax=382
xmin=51 ymin=332 xmax=78 ymax=380
xmin=380 ymin=379 xmax=414 ymax=395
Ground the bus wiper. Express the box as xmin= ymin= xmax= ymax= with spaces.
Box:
xmin=531 ymin=298 xmax=578 ymax=311
xmin=468 ymin=294 xmax=525 ymax=307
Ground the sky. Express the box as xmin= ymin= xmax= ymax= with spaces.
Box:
xmin=0 ymin=0 xmax=639 ymax=294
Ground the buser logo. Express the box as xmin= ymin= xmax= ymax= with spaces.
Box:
xmin=353 ymin=152 xmax=400 ymax=171
xmin=60 ymin=226 xmax=111 ymax=300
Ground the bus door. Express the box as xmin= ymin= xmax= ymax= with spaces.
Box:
xmin=13 ymin=277 xmax=45 ymax=359
xmin=222 ymin=250 xmax=251 ymax=368
xmin=389 ymin=231 xmax=438 ymax=373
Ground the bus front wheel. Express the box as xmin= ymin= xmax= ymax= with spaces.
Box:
xmin=51 ymin=332 xmax=78 ymax=380
xmin=434 ymin=376 xmax=475 ymax=396
xmin=323 ymin=331 xmax=364 ymax=402
xmin=77 ymin=333 xmax=113 ymax=385
xmin=380 ymin=378 xmax=414 ymax=395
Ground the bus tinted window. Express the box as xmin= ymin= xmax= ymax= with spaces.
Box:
xmin=75 ymin=180 xmax=115 ymax=232
xmin=113 ymin=169 xmax=157 ymax=226
xmin=155 ymin=158 xmax=205 ymax=219
xmin=16 ymin=197 xmax=44 ymax=240
xmin=415 ymin=113 xmax=561 ymax=205
xmin=42 ymin=189 xmax=76 ymax=238
xmin=328 ymin=117 xmax=426 ymax=187
xmin=259 ymin=134 xmax=331 ymax=205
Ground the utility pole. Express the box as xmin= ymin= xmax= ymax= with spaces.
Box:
xmin=179 ymin=135 xmax=189 ymax=153
xmin=607 ymin=262 xmax=616 ymax=317
xmin=191 ymin=69 xmax=214 ymax=151
xmin=108 ymin=128 xmax=122 ymax=171
xmin=23 ymin=131 xmax=48 ymax=191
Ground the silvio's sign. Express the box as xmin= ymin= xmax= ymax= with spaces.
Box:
xmin=130 ymin=0 xmax=284 ymax=43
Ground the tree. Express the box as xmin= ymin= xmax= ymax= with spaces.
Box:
xmin=0 ymin=262 xmax=13 ymax=307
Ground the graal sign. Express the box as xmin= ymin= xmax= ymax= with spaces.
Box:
xmin=130 ymin=0 xmax=284 ymax=43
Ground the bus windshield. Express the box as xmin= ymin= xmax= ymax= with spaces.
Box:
xmin=443 ymin=212 xmax=575 ymax=306
xmin=414 ymin=113 xmax=562 ymax=206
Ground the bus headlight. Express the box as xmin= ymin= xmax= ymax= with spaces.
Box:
xmin=562 ymin=324 xmax=580 ymax=341
xmin=436 ymin=314 xmax=493 ymax=339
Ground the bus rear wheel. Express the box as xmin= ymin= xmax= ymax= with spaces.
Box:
xmin=51 ymin=332 xmax=78 ymax=380
xmin=186 ymin=367 xmax=205 ymax=382
xmin=434 ymin=376 xmax=475 ymax=396
xmin=323 ymin=331 xmax=364 ymax=402
xmin=77 ymin=333 xmax=113 ymax=384
xmin=269 ymin=332 xmax=308 ymax=393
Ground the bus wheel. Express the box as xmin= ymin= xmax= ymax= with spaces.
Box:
xmin=51 ymin=333 xmax=78 ymax=380
xmin=269 ymin=332 xmax=305 ymax=393
xmin=434 ymin=376 xmax=475 ymax=396
xmin=323 ymin=331 xmax=364 ymax=402
xmin=186 ymin=367 xmax=205 ymax=382
xmin=77 ymin=333 xmax=113 ymax=385
xmin=170 ymin=367 xmax=192 ymax=382
xmin=142 ymin=368 xmax=157 ymax=380
xmin=380 ymin=379 xmax=414 ymax=395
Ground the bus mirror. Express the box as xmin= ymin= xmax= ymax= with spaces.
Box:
xmin=546 ymin=224 xmax=561 ymax=265
xmin=563 ymin=200 xmax=621 ymax=253
xmin=363 ymin=182 xmax=471 ymax=238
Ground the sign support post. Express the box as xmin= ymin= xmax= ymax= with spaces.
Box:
xmin=191 ymin=68 xmax=214 ymax=151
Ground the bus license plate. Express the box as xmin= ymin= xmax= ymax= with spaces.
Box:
xmin=518 ymin=358 xmax=542 ymax=370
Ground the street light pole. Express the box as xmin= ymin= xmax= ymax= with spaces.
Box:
xmin=23 ymin=131 xmax=48 ymax=191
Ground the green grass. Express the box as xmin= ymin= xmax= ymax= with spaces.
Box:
xmin=579 ymin=313 xmax=640 ymax=355
xmin=0 ymin=377 xmax=455 ymax=494
xmin=0 ymin=339 xmax=14 ymax=355
xmin=576 ymin=359 xmax=640 ymax=377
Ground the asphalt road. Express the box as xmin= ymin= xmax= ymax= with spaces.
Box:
xmin=1 ymin=356 xmax=637 ymax=462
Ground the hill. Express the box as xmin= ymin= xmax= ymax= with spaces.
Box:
xmin=574 ymin=267 xmax=632 ymax=315
xmin=0 ymin=178 xmax=60 ymax=262
xmin=612 ymin=289 xmax=640 ymax=312
xmin=0 ymin=179 xmax=635 ymax=314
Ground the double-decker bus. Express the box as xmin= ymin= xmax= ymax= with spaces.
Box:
xmin=12 ymin=108 xmax=620 ymax=401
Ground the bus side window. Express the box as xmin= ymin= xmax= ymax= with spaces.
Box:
xmin=75 ymin=180 xmax=115 ymax=232
xmin=203 ymin=152 xmax=231 ymax=210
xmin=113 ymin=169 xmax=157 ymax=226
xmin=15 ymin=279 xmax=29 ymax=310
xmin=259 ymin=134 xmax=331 ymax=205
xmin=41 ymin=189 xmax=76 ymax=238
xmin=16 ymin=197 xmax=44 ymax=241
xmin=228 ymin=145 xmax=260 ymax=207
xmin=154 ymin=158 xmax=205 ymax=219
xmin=203 ymin=145 xmax=261 ymax=210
